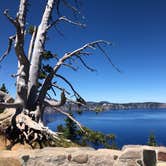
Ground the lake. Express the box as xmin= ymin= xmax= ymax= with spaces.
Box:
xmin=44 ymin=109 xmax=166 ymax=148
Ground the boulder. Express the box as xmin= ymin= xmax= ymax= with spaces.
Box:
xmin=72 ymin=154 xmax=88 ymax=164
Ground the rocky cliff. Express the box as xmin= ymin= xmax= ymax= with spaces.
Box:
xmin=55 ymin=102 xmax=166 ymax=112
xmin=0 ymin=145 xmax=166 ymax=166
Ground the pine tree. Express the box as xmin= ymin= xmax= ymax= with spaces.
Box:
xmin=63 ymin=112 xmax=77 ymax=141
xmin=148 ymin=132 xmax=157 ymax=146
xmin=0 ymin=83 xmax=8 ymax=94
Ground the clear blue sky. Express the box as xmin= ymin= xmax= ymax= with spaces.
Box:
xmin=0 ymin=0 xmax=166 ymax=103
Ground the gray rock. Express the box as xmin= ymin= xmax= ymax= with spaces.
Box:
xmin=27 ymin=155 xmax=67 ymax=166
xmin=72 ymin=154 xmax=88 ymax=164
xmin=120 ymin=149 xmax=142 ymax=159
xmin=0 ymin=145 xmax=165 ymax=166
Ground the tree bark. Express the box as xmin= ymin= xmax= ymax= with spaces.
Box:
xmin=27 ymin=0 xmax=55 ymax=107
xmin=14 ymin=0 xmax=29 ymax=107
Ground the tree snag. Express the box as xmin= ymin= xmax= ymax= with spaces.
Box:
xmin=0 ymin=0 xmax=119 ymax=148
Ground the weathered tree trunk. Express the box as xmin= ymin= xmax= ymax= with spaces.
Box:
xmin=14 ymin=0 xmax=29 ymax=107
xmin=0 ymin=0 xmax=60 ymax=147
xmin=27 ymin=0 xmax=55 ymax=107
xmin=0 ymin=0 xmax=115 ymax=149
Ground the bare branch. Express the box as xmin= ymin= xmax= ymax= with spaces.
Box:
xmin=96 ymin=43 xmax=121 ymax=73
xmin=38 ymin=40 xmax=116 ymax=104
xmin=0 ymin=35 xmax=15 ymax=63
xmin=62 ymin=0 xmax=81 ymax=15
xmin=0 ymin=102 xmax=22 ymax=109
xmin=11 ymin=65 xmax=24 ymax=78
xmin=51 ymin=86 xmax=57 ymax=97
xmin=62 ymin=63 xmax=78 ymax=71
xmin=66 ymin=98 xmax=87 ymax=107
xmin=47 ymin=16 xmax=86 ymax=30
xmin=59 ymin=40 xmax=120 ymax=72
xmin=55 ymin=74 xmax=80 ymax=98
xmin=52 ymin=83 xmax=70 ymax=95
xmin=63 ymin=40 xmax=111 ymax=58
xmin=11 ymin=73 xmax=21 ymax=78
xmin=76 ymin=56 xmax=96 ymax=72
xmin=54 ymin=107 xmax=85 ymax=133
xmin=4 ymin=9 xmax=17 ymax=26
xmin=45 ymin=90 xmax=66 ymax=107
xmin=54 ymin=26 xmax=65 ymax=37
xmin=80 ymin=52 xmax=92 ymax=56
xmin=55 ymin=0 xmax=61 ymax=16
xmin=46 ymin=93 xmax=52 ymax=99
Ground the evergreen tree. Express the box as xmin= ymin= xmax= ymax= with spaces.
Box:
xmin=63 ymin=112 xmax=77 ymax=141
xmin=148 ymin=132 xmax=157 ymax=146
xmin=0 ymin=83 xmax=8 ymax=94
xmin=0 ymin=83 xmax=8 ymax=113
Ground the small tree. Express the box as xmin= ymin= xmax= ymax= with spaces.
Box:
xmin=57 ymin=105 xmax=78 ymax=141
xmin=0 ymin=84 xmax=8 ymax=94
xmin=0 ymin=0 xmax=119 ymax=146
xmin=0 ymin=84 xmax=9 ymax=113
xmin=63 ymin=112 xmax=78 ymax=141
xmin=147 ymin=132 xmax=157 ymax=146
xmin=57 ymin=119 xmax=118 ymax=149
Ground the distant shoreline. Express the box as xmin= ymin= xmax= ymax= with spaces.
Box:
xmin=46 ymin=101 xmax=166 ymax=113
xmin=86 ymin=101 xmax=166 ymax=111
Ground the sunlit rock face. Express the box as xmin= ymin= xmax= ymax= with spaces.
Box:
xmin=0 ymin=145 xmax=166 ymax=165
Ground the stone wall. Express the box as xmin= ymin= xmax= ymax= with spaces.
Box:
xmin=0 ymin=145 xmax=166 ymax=166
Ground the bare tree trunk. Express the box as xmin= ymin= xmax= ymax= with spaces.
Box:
xmin=14 ymin=0 xmax=29 ymax=107
xmin=27 ymin=0 xmax=55 ymax=107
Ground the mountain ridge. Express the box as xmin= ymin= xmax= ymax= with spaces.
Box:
xmin=58 ymin=101 xmax=166 ymax=112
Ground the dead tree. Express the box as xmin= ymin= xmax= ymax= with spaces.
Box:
xmin=0 ymin=0 xmax=119 ymax=146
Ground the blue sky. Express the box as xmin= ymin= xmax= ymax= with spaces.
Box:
xmin=0 ymin=0 xmax=166 ymax=103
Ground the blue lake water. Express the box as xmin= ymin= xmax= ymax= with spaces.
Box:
xmin=44 ymin=109 xmax=166 ymax=148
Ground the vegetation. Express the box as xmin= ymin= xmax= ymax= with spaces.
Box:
xmin=57 ymin=113 xmax=117 ymax=149
xmin=147 ymin=132 xmax=157 ymax=146
xmin=0 ymin=83 xmax=8 ymax=113
xmin=94 ymin=106 xmax=103 ymax=113
xmin=58 ymin=112 xmax=78 ymax=141
xmin=0 ymin=0 xmax=118 ymax=147
xmin=0 ymin=83 xmax=8 ymax=94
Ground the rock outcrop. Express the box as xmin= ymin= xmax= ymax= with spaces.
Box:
xmin=0 ymin=145 xmax=166 ymax=165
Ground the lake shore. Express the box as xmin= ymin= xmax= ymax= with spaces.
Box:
xmin=45 ymin=102 xmax=166 ymax=113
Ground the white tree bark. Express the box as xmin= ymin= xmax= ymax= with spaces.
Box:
xmin=14 ymin=0 xmax=29 ymax=107
xmin=28 ymin=0 xmax=55 ymax=106
xmin=28 ymin=26 xmax=37 ymax=61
